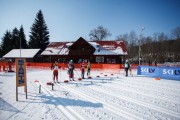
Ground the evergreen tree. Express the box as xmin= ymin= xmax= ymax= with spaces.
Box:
xmin=11 ymin=27 xmax=20 ymax=49
xmin=19 ymin=25 xmax=28 ymax=49
xmin=29 ymin=10 xmax=50 ymax=51
xmin=0 ymin=48 xmax=2 ymax=57
xmin=1 ymin=30 xmax=12 ymax=56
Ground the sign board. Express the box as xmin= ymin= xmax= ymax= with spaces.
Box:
xmin=137 ymin=66 xmax=159 ymax=77
xmin=15 ymin=58 xmax=27 ymax=101
xmin=137 ymin=66 xmax=180 ymax=80
xmin=159 ymin=67 xmax=180 ymax=80
xmin=16 ymin=59 xmax=26 ymax=86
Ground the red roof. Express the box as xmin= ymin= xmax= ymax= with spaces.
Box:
xmin=41 ymin=37 xmax=127 ymax=55
xmin=93 ymin=40 xmax=127 ymax=53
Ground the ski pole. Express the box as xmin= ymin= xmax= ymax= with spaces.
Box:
xmin=75 ymin=69 xmax=82 ymax=80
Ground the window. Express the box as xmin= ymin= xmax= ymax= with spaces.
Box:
xmin=107 ymin=58 xmax=116 ymax=63
xmin=112 ymin=58 xmax=116 ymax=63
xmin=58 ymin=58 xmax=66 ymax=63
xmin=107 ymin=58 xmax=111 ymax=63
xmin=96 ymin=56 xmax=104 ymax=63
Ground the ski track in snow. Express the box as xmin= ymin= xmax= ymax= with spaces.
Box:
xmin=96 ymin=81 xmax=180 ymax=112
xmin=80 ymin=82 xmax=180 ymax=119
xmin=37 ymin=79 xmax=127 ymax=120
xmin=55 ymin=83 xmax=134 ymax=120
xmin=0 ymin=69 xmax=180 ymax=120
xmin=57 ymin=81 xmax=180 ymax=120
xmin=35 ymin=81 xmax=86 ymax=120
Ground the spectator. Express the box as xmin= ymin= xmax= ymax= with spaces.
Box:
xmin=124 ymin=59 xmax=130 ymax=77
xmin=68 ymin=60 xmax=75 ymax=81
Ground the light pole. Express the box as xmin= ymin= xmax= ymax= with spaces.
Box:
xmin=15 ymin=34 xmax=21 ymax=58
xmin=139 ymin=27 xmax=145 ymax=65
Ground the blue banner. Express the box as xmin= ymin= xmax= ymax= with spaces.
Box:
xmin=137 ymin=66 xmax=180 ymax=80
xmin=159 ymin=67 xmax=180 ymax=80
xmin=137 ymin=66 xmax=159 ymax=77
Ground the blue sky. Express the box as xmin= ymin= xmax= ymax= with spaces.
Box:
xmin=0 ymin=0 xmax=180 ymax=42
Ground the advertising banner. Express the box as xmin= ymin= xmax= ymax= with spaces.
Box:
xmin=137 ymin=66 xmax=159 ymax=77
xmin=159 ymin=67 xmax=180 ymax=80
xmin=137 ymin=66 xmax=180 ymax=80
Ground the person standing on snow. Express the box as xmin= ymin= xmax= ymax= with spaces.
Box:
xmin=53 ymin=61 xmax=59 ymax=83
xmin=68 ymin=60 xmax=75 ymax=81
xmin=87 ymin=60 xmax=91 ymax=77
xmin=124 ymin=59 xmax=130 ymax=77
xmin=81 ymin=61 xmax=86 ymax=79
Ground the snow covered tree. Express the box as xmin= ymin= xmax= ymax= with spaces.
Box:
xmin=29 ymin=10 xmax=50 ymax=51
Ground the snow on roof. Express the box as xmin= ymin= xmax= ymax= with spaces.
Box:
xmin=41 ymin=40 xmax=127 ymax=55
xmin=89 ymin=41 xmax=127 ymax=55
xmin=41 ymin=42 xmax=72 ymax=55
xmin=3 ymin=49 xmax=40 ymax=58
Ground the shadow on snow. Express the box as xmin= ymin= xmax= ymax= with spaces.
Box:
xmin=40 ymin=94 xmax=103 ymax=108
xmin=0 ymin=97 xmax=20 ymax=113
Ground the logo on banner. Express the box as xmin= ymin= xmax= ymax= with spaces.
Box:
xmin=141 ymin=68 xmax=156 ymax=73
xmin=163 ymin=69 xmax=180 ymax=75
xmin=138 ymin=66 xmax=159 ymax=77
xmin=138 ymin=66 xmax=180 ymax=80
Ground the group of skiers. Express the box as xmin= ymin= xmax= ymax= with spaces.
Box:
xmin=51 ymin=58 xmax=131 ymax=83
xmin=52 ymin=59 xmax=91 ymax=83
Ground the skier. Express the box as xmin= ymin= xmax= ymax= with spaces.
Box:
xmin=81 ymin=61 xmax=86 ymax=79
xmin=87 ymin=60 xmax=91 ymax=77
xmin=53 ymin=61 xmax=59 ymax=83
xmin=68 ymin=60 xmax=75 ymax=81
xmin=124 ymin=59 xmax=130 ymax=77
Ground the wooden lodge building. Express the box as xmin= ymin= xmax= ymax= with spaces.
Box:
xmin=41 ymin=37 xmax=127 ymax=64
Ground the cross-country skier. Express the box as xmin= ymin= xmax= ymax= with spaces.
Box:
xmin=68 ymin=60 xmax=74 ymax=81
xmin=87 ymin=60 xmax=91 ymax=77
xmin=53 ymin=61 xmax=59 ymax=83
xmin=81 ymin=60 xmax=86 ymax=79
xmin=124 ymin=59 xmax=130 ymax=77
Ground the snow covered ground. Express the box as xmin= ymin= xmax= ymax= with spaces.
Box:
xmin=0 ymin=68 xmax=180 ymax=120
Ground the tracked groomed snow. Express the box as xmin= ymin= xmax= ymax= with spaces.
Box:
xmin=0 ymin=68 xmax=180 ymax=120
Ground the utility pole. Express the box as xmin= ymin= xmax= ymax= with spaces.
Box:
xmin=139 ymin=27 xmax=145 ymax=65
